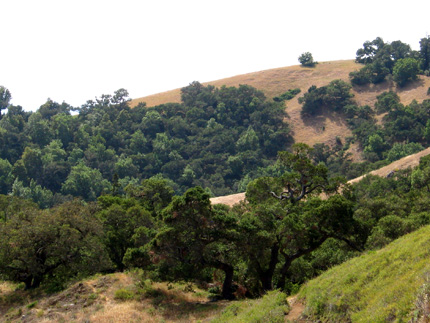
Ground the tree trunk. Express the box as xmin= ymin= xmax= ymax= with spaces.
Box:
xmin=255 ymin=244 xmax=279 ymax=291
xmin=210 ymin=261 xmax=235 ymax=299
xmin=24 ymin=276 xmax=33 ymax=290
xmin=276 ymin=258 xmax=293 ymax=290
xmin=276 ymin=236 xmax=329 ymax=290
xmin=32 ymin=275 xmax=43 ymax=289
xmin=220 ymin=264 xmax=234 ymax=300
xmin=260 ymin=272 xmax=274 ymax=291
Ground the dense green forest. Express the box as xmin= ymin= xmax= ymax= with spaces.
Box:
xmin=1 ymin=35 xmax=430 ymax=305
xmin=0 ymin=82 xmax=292 ymax=207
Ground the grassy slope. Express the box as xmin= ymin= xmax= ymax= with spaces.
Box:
xmin=297 ymin=225 xmax=430 ymax=322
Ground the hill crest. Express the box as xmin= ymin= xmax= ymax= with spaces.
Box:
xmin=131 ymin=60 xmax=430 ymax=150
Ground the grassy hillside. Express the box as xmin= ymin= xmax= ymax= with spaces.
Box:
xmin=296 ymin=224 xmax=430 ymax=322
xmin=131 ymin=60 xmax=430 ymax=149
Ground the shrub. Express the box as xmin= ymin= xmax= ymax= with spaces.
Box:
xmin=114 ymin=288 xmax=134 ymax=301
xmin=273 ymin=88 xmax=301 ymax=102
xmin=393 ymin=58 xmax=420 ymax=87
xmin=350 ymin=66 xmax=372 ymax=86
xmin=26 ymin=301 xmax=38 ymax=309
xmin=298 ymin=52 xmax=316 ymax=67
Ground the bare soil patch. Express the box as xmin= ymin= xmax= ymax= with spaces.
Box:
xmin=285 ymin=295 xmax=306 ymax=322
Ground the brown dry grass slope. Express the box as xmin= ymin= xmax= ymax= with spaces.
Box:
xmin=130 ymin=60 xmax=430 ymax=149
xmin=0 ymin=273 xmax=227 ymax=323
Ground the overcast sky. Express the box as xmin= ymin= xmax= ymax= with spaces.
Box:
xmin=2 ymin=0 xmax=429 ymax=111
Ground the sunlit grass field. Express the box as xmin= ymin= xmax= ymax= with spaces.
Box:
xmin=298 ymin=225 xmax=430 ymax=322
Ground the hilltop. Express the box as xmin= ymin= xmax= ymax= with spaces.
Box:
xmin=131 ymin=60 xmax=430 ymax=149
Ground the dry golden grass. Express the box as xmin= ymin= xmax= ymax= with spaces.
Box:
xmin=130 ymin=60 xmax=430 ymax=152
xmin=210 ymin=192 xmax=246 ymax=207
xmin=348 ymin=147 xmax=430 ymax=184
xmin=130 ymin=60 xmax=360 ymax=108
xmin=0 ymin=281 xmax=15 ymax=295
xmin=0 ymin=273 xmax=227 ymax=323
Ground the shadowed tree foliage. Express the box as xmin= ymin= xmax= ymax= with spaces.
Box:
xmin=152 ymin=187 xmax=239 ymax=299
xmin=96 ymin=195 xmax=155 ymax=271
xmin=238 ymin=144 xmax=358 ymax=292
xmin=299 ymin=80 xmax=354 ymax=117
xmin=0 ymin=200 xmax=110 ymax=289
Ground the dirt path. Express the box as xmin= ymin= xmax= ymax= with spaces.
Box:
xmin=285 ymin=296 xmax=305 ymax=322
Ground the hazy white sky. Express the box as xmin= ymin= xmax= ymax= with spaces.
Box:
xmin=1 ymin=0 xmax=429 ymax=111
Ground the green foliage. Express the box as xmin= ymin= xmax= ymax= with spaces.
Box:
xmin=298 ymin=52 xmax=316 ymax=67
xmin=238 ymin=144 xmax=357 ymax=293
xmin=273 ymin=88 xmax=301 ymax=102
xmin=11 ymin=179 xmax=54 ymax=209
xmin=0 ymin=200 xmax=111 ymax=289
xmin=355 ymin=37 xmax=385 ymax=65
xmin=299 ymin=85 xmax=325 ymax=116
xmin=125 ymin=176 xmax=174 ymax=216
xmin=0 ymin=157 xmax=13 ymax=194
xmin=97 ymin=195 xmax=155 ymax=271
xmin=420 ymin=36 xmax=430 ymax=73
xmin=0 ymin=84 xmax=291 ymax=201
xmin=153 ymin=187 xmax=239 ymax=299
xmin=353 ymin=37 xmax=414 ymax=85
xmin=393 ymin=57 xmax=421 ymax=87
xmin=236 ymin=126 xmax=259 ymax=152
xmin=26 ymin=301 xmax=38 ymax=309
xmin=299 ymin=80 xmax=353 ymax=117
xmin=385 ymin=142 xmax=423 ymax=162
xmin=349 ymin=65 xmax=372 ymax=85
xmin=363 ymin=134 xmax=386 ymax=159
xmin=114 ymin=288 xmax=135 ymax=301
xmin=374 ymin=91 xmax=401 ymax=113
xmin=0 ymin=86 xmax=12 ymax=117
xmin=412 ymin=163 xmax=430 ymax=191
xmin=62 ymin=163 xmax=111 ymax=201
